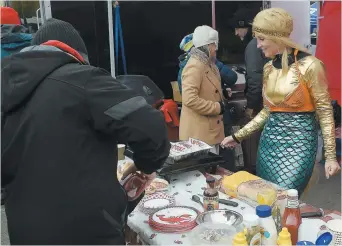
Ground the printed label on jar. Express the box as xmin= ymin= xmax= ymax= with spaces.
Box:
xmin=203 ymin=196 xmax=219 ymax=211
xmin=287 ymin=198 xmax=299 ymax=208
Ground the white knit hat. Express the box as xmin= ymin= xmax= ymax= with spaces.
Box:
xmin=192 ymin=25 xmax=219 ymax=49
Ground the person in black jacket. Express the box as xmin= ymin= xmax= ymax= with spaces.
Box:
xmin=1 ymin=18 xmax=170 ymax=245
xmin=233 ymin=8 xmax=270 ymax=116
xmin=242 ymin=38 xmax=270 ymax=174
xmin=244 ymin=38 xmax=270 ymax=117
xmin=233 ymin=9 xmax=254 ymax=48
xmin=232 ymin=9 xmax=269 ymax=174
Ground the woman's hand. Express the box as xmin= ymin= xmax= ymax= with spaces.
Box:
xmin=325 ymin=160 xmax=341 ymax=179
xmin=220 ymin=136 xmax=239 ymax=149
xmin=226 ymin=88 xmax=233 ymax=98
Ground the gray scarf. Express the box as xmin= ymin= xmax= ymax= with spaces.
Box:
xmin=189 ymin=47 xmax=220 ymax=78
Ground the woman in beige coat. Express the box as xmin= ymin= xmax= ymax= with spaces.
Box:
xmin=179 ymin=25 xmax=226 ymax=152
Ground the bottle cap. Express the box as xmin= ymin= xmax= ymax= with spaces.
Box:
xmin=315 ymin=232 xmax=333 ymax=245
xmin=256 ymin=205 xmax=272 ymax=218
xmin=206 ymin=177 xmax=215 ymax=183
xmin=243 ymin=214 xmax=259 ymax=227
xmin=287 ymin=189 xmax=298 ymax=197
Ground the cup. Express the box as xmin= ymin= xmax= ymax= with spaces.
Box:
xmin=317 ymin=219 xmax=342 ymax=245
xmin=117 ymin=144 xmax=126 ymax=161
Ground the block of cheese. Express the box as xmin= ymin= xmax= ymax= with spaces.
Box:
xmin=221 ymin=171 xmax=277 ymax=207
xmin=221 ymin=171 xmax=260 ymax=197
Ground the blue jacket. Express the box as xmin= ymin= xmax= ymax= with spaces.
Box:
xmin=1 ymin=25 xmax=32 ymax=59
xmin=177 ymin=52 xmax=237 ymax=95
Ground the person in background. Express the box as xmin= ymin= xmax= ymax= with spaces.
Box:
xmin=177 ymin=33 xmax=237 ymax=99
xmin=232 ymin=8 xmax=269 ymax=174
xmin=244 ymin=37 xmax=269 ymax=118
xmin=233 ymin=8 xmax=267 ymax=116
xmin=233 ymin=8 xmax=254 ymax=48
xmin=1 ymin=18 xmax=170 ymax=245
xmin=1 ymin=6 xmax=33 ymax=205
xmin=179 ymin=25 xmax=225 ymax=154
xmin=240 ymin=13 xmax=270 ymax=117
xmin=241 ymin=35 xmax=270 ymax=174
xmin=1 ymin=7 xmax=33 ymax=59
xmin=222 ymin=8 xmax=340 ymax=196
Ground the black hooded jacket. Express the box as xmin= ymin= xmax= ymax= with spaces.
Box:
xmin=1 ymin=46 xmax=170 ymax=244
xmin=244 ymin=38 xmax=270 ymax=112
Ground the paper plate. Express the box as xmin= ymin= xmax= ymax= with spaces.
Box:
xmin=139 ymin=192 xmax=175 ymax=215
xmin=150 ymin=223 xmax=197 ymax=233
xmin=149 ymin=206 xmax=199 ymax=230
xmin=145 ymin=178 xmax=169 ymax=194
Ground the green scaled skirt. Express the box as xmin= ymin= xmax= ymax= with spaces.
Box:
xmin=257 ymin=112 xmax=318 ymax=196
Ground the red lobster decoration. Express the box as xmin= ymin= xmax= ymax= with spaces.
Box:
xmin=156 ymin=214 xmax=193 ymax=225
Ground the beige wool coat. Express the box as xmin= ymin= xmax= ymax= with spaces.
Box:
xmin=179 ymin=56 xmax=225 ymax=145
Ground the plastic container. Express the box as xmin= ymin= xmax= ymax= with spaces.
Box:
xmin=282 ymin=189 xmax=302 ymax=245
xmin=256 ymin=205 xmax=277 ymax=246
xmin=243 ymin=214 xmax=261 ymax=246
xmin=277 ymin=227 xmax=292 ymax=246
xmin=189 ymin=222 xmax=237 ymax=245
xmin=120 ymin=172 xmax=149 ymax=201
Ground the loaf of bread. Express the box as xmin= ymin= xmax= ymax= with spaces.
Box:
xmin=221 ymin=171 xmax=278 ymax=207
xmin=117 ymin=161 xmax=135 ymax=180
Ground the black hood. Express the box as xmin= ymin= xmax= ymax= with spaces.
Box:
xmin=1 ymin=48 xmax=78 ymax=114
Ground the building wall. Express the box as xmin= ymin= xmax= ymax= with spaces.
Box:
xmin=270 ymin=0 xmax=311 ymax=49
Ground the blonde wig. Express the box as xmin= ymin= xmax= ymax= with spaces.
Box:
xmin=252 ymin=8 xmax=308 ymax=74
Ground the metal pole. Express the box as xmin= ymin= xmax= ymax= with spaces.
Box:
xmin=317 ymin=0 xmax=321 ymax=37
xmin=107 ymin=0 xmax=116 ymax=78
xmin=211 ymin=0 xmax=216 ymax=29
xmin=43 ymin=0 xmax=52 ymax=22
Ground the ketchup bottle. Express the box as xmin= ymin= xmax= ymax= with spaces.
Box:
xmin=281 ymin=189 xmax=302 ymax=245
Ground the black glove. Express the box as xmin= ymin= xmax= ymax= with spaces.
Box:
xmin=219 ymin=101 xmax=226 ymax=115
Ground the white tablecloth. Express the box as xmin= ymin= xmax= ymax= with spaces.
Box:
xmin=123 ymin=162 xmax=339 ymax=245
xmin=126 ymin=170 xmax=255 ymax=245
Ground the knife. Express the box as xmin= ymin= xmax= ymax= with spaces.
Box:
xmin=218 ymin=198 xmax=239 ymax=207
xmin=197 ymin=194 xmax=239 ymax=207
xmin=301 ymin=208 xmax=324 ymax=218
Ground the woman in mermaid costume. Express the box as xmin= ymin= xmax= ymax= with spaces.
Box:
xmin=221 ymin=8 xmax=340 ymax=196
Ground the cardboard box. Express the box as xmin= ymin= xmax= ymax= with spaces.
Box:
xmin=170 ymin=81 xmax=182 ymax=103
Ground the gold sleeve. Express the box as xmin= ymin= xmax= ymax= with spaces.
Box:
xmin=306 ymin=60 xmax=336 ymax=161
xmin=233 ymin=108 xmax=270 ymax=142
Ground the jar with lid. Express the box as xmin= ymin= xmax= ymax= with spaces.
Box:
xmin=203 ymin=177 xmax=219 ymax=211
xmin=243 ymin=214 xmax=261 ymax=246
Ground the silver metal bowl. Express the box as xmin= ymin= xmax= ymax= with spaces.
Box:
xmin=196 ymin=209 xmax=243 ymax=227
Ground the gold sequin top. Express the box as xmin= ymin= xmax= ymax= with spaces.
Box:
xmin=234 ymin=54 xmax=336 ymax=161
